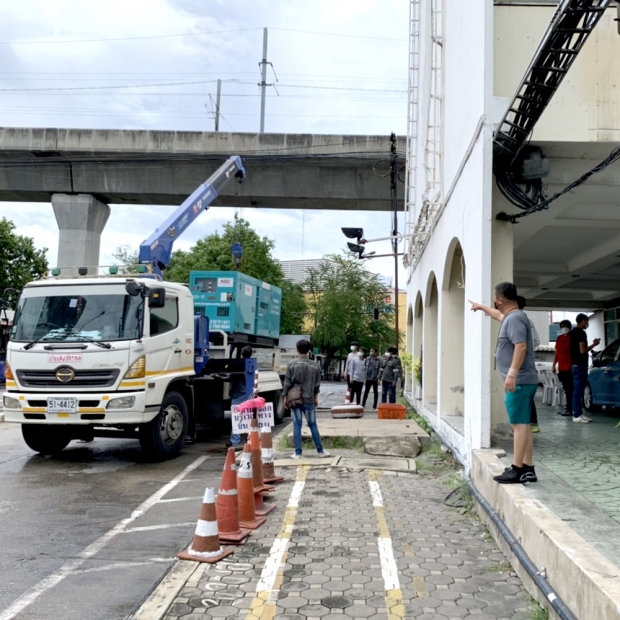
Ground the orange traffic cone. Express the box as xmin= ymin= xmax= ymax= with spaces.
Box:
xmin=177 ymin=487 xmax=234 ymax=564
xmin=249 ymin=421 xmax=277 ymax=517
xmin=261 ymin=429 xmax=284 ymax=484
xmin=238 ymin=444 xmax=267 ymax=530
xmin=249 ymin=420 xmax=276 ymax=494
xmin=344 ymin=388 xmax=351 ymax=405
xmin=216 ymin=448 xmax=251 ymax=545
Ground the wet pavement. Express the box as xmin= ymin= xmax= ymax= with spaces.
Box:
xmin=496 ymin=390 xmax=620 ymax=569
xmin=140 ymin=383 xmax=532 ymax=620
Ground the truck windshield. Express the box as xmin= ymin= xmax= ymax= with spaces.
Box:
xmin=12 ymin=289 xmax=143 ymax=343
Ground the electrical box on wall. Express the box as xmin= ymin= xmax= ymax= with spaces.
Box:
xmin=189 ymin=271 xmax=281 ymax=339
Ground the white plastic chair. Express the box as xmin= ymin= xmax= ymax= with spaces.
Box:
xmin=551 ymin=372 xmax=566 ymax=407
xmin=541 ymin=370 xmax=554 ymax=405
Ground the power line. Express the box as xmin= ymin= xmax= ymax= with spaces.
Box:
xmin=0 ymin=28 xmax=263 ymax=45
xmin=271 ymin=27 xmax=406 ymax=42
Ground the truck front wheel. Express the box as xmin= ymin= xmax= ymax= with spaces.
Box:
xmin=22 ymin=424 xmax=71 ymax=455
xmin=139 ymin=392 xmax=188 ymax=460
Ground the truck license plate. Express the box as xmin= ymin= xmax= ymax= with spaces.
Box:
xmin=47 ymin=397 xmax=77 ymax=414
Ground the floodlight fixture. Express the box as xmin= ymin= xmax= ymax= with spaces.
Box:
xmin=347 ymin=242 xmax=366 ymax=259
xmin=341 ymin=227 xmax=364 ymax=242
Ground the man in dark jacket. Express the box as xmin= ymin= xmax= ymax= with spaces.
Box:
xmin=362 ymin=348 xmax=381 ymax=409
xmin=379 ymin=347 xmax=402 ymax=404
xmin=283 ymin=339 xmax=330 ymax=460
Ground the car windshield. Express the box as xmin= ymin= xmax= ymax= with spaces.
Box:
xmin=11 ymin=287 xmax=143 ymax=343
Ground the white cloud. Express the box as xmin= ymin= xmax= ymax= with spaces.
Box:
xmin=0 ymin=0 xmax=409 ymax=286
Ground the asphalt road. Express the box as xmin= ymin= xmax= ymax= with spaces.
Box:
xmin=0 ymin=421 xmax=261 ymax=620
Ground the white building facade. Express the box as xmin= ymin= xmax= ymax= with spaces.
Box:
xmin=404 ymin=0 xmax=620 ymax=465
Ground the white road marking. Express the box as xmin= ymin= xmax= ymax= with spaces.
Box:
xmin=123 ymin=522 xmax=195 ymax=533
xmin=377 ymin=538 xmax=401 ymax=591
xmin=0 ymin=455 xmax=209 ymax=620
xmin=157 ymin=496 xmax=203 ymax=503
xmin=73 ymin=559 xmax=171 ymax=575
xmin=288 ymin=480 xmax=305 ymax=509
xmin=368 ymin=480 xmax=384 ymax=507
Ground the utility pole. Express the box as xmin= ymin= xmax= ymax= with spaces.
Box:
xmin=259 ymin=28 xmax=268 ymax=133
xmin=214 ymin=79 xmax=221 ymax=132
xmin=389 ymin=132 xmax=400 ymax=349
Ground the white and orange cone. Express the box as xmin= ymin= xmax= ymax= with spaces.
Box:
xmin=249 ymin=421 xmax=277 ymax=517
xmin=216 ymin=447 xmax=251 ymax=545
xmin=238 ymin=444 xmax=267 ymax=530
xmin=261 ymin=428 xmax=284 ymax=484
xmin=344 ymin=388 xmax=351 ymax=405
xmin=177 ymin=487 xmax=234 ymax=564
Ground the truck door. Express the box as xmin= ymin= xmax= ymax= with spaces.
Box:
xmin=145 ymin=293 xmax=191 ymax=379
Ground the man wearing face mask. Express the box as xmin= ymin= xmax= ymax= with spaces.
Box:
xmin=379 ymin=347 xmax=402 ymax=404
xmin=343 ymin=342 xmax=359 ymax=389
xmin=552 ymin=320 xmax=573 ymax=417
xmin=569 ymin=314 xmax=600 ymax=424
xmin=347 ymin=349 xmax=366 ymax=405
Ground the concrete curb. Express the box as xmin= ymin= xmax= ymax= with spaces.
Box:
xmin=130 ymin=560 xmax=203 ymax=620
xmin=472 ymin=449 xmax=620 ymax=620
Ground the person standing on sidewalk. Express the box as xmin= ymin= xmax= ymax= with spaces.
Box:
xmin=283 ymin=339 xmax=330 ymax=460
xmin=347 ymin=349 xmax=366 ymax=405
xmin=569 ymin=313 xmax=600 ymax=424
xmin=469 ymin=296 xmax=541 ymax=433
xmin=379 ymin=347 xmax=402 ymax=404
xmin=552 ymin=320 xmax=574 ymax=416
xmin=226 ymin=346 xmax=253 ymax=449
xmin=362 ymin=348 xmax=381 ymax=409
xmin=343 ymin=341 xmax=359 ymax=390
xmin=473 ymin=282 xmax=538 ymax=484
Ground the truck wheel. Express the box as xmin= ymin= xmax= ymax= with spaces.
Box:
xmin=22 ymin=424 xmax=71 ymax=455
xmin=139 ymin=392 xmax=188 ymax=460
xmin=272 ymin=390 xmax=286 ymax=425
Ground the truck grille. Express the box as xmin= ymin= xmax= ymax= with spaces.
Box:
xmin=16 ymin=368 xmax=120 ymax=388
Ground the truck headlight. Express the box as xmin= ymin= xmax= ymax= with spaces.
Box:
xmin=106 ymin=396 xmax=136 ymax=410
xmin=3 ymin=395 xmax=20 ymax=409
xmin=123 ymin=356 xmax=145 ymax=380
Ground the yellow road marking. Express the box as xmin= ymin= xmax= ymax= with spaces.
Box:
xmin=244 ymin=465 xmax=310 ymax=620
xmin=413 ymin=576 xmax=429 ymax=597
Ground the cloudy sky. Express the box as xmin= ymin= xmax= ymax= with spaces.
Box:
xmin=0 ymin=0 xmax=409 ymax=285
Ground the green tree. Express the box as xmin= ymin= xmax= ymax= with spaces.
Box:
xmin=165 ymin=214 xmax=306 ymax=334
xmin=111 ymin=244 xmax=139 ymax=274
xmin=305 ymin=254 xmax=395 ymax=371
xmin=0 ymin=218 xmax=48 ymax=307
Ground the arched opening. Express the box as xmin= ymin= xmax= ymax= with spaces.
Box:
xmin=424 ymin=274 xmax=439 ymax=407
xmin=413 ymin=293 xmax=423 ymax=400
xmin=441 ymin=240 xmax=466 ymax=421
xmin=405 ymin=305 xmax=414 ymax=397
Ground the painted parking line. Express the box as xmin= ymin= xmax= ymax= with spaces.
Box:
xmin=245 ymin=465 xmax=310 ymax=620
xmin=368 ymin=470 xmax=405 ymax=620
xmin=0 ymin=455 xmax=210 ymax=620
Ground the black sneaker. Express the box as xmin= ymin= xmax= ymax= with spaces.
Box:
xmin=494 ymin=465 xmax=525 ymax=484
xmin=560 ymin=409 xmax=573 ymax=417
xmin=521 ymin=464 xmax=537 ymax=483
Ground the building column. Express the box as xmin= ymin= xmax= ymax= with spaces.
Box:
xmin=51 ymin=194 xmax=110 ymax=274
xmin=490 ymin=185 xmax=515 ymax=440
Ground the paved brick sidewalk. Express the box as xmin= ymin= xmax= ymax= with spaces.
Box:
xmin=161 ymin=466 xmax=530 ymax=620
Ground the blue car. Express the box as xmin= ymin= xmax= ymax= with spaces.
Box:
xmin=584 ymin=339 xmax=620 ymax=411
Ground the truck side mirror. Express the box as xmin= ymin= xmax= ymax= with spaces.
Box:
xmin=125 ymin=281 xmax=144 ymax=297
xmin=148 ymin=286 xmax=166 ymax=308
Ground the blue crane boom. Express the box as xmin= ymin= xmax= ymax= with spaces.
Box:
xmin=139 ymin=156 xmax=246 ymax=276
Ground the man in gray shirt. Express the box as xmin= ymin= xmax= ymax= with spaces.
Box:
xmin=471 ymin=282 xmax=538 ymax=484
xmin=283 ymin=339 xmax=330 ymax=460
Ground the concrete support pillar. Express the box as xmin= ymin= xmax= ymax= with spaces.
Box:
xmin=52 ymin=194 xmax=110 ymax=274
xmin=490 ymin=185 xmax=515 ymax=439
xmin=423 ymin=278 xmax=439 ymax=406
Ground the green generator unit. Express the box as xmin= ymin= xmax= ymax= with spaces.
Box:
xmin=189 ymin=271 xmax=281 ymax=340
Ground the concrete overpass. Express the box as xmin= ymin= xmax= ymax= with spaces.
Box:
xmin=0 ymin=128 xmax=405 ymax=272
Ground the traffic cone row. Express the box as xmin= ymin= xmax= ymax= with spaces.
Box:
xmin=177 ymin=422 xmax=285 ymax=564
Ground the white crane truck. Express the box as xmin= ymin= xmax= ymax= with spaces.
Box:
xmin=2 ymin=157 xmax=285 ymax=460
